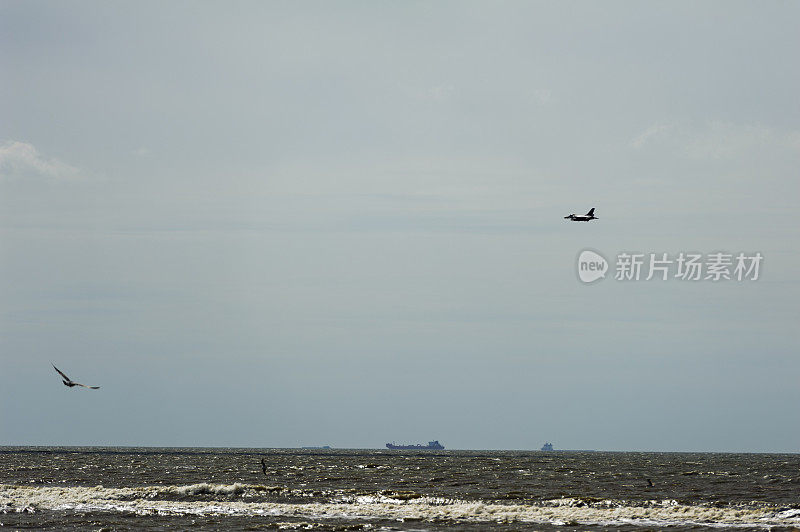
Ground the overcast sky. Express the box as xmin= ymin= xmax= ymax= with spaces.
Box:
xmin=1 ymin=1 xmax=798 ymax=451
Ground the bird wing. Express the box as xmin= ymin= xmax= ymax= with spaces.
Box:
xmin=52 ymin=364 xmax=71 ymax=382
xmin=75 ymin=383 xmax=100 ymax=389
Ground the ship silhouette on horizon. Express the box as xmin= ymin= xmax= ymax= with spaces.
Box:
xmin=386 ymin=440 xmax=444 ymax=450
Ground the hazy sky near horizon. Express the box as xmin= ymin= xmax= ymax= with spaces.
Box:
xmin=1 ymin=1 xmax=798 ymax=451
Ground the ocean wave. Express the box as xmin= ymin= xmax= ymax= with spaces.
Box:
xmin=157 ymin=482 xmax=287 ymax=498
xmin=2 ymin=483 xmax=799 ymax=528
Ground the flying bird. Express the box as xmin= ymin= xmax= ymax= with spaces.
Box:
xmin=564 ymin=207 xmax=598 ymax=222
xmin=52 ymin=364 xmax=100 ymax=389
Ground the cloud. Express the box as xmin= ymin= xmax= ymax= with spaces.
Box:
xmin=630 ymin=123 xmax=673 ymax=149
xmin=427 ymin=84 xmax=455 ymax=101
xmin=630 ymin=121 xmax=800 ymax=160
xmin=531 ymin=89 xmax=552 ymax=105
xmin=0 ymin=141 xmax=79 ymax=180
xmin=685 ymin=122 xmax=773 ymax=160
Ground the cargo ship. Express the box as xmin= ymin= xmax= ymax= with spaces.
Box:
xmin=386 ymin=440 xmax=444 ymax=450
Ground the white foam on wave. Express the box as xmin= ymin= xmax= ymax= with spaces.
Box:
xmin=2 ymin=484 xmax=799 ymax=528
xmin=163 ymin=483 xmax=267 ymax=497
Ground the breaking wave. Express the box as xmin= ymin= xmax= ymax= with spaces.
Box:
xmin=2 ymin=483 xmax=800 ymax=528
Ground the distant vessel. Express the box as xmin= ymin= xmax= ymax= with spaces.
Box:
xmin=540 ymin=442 xmax=595 ymax=452
xmin=386 ymin=440 xmax=444 ymax=450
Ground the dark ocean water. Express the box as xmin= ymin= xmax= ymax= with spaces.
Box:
xmin=1 ymin=447 xmax=799 ymax=531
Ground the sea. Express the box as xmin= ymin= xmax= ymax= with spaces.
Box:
xmin=1 ymin=447 xmax=798 ymax=531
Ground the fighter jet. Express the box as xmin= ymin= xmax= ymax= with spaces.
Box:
xmin=52 ymin=364 xmax=100 ymax=389
xmin=564 ymin=207 xmax=598 ymax=222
